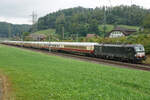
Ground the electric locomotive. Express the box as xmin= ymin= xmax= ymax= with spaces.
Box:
xmin=94 ymin=44 xmax=146 ymax=63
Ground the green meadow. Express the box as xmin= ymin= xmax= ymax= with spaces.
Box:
xmin=0 ymin=45 xmax=150 ymax=100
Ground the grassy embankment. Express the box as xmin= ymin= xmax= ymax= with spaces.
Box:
xmin=0 ymin=45 xmax=150 ymax=100
xmin=33 ymin=29 xmax=56 ymax=35
xmin=32 ymin=29 xmax=59 ymax=41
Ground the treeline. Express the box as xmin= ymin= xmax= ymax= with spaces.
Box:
xmin=0 ymin=22 xmax=31 ymax=38
xmin=37 ymin=5 xmax=150 ymax=37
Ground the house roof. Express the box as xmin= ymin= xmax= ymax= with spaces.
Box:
xmin=86 ymin=34 xmax=98 ymax=38
xmin=107 ymin=27 xmax=137 ymax=37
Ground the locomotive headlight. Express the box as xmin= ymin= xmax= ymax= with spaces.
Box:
xmin=135 ymin=52 xmax=145 ymax=57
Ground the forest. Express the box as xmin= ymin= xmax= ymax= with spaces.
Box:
xmin=37 ymin=5 xmax=150 ymax=37
xmin=0 ymin=22 xmax=31 ymax=38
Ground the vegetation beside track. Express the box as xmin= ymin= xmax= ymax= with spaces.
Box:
xmin=144 ymin=55 xmax=150 ymax=64
xmin=0 ymin=45 xmax=150 ymax=100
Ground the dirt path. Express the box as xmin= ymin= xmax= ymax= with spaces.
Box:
xmin=0 ymin=78 xmax=3 ymax=99
xmin=0 ymin=73 xmax=12 ymax=100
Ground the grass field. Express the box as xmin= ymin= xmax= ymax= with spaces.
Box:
xmin=99 ymin=24 xmax=139 ymax=33
xmin=33 ymin=29 xmax=56 ymax=35
xmin=0 ymin=45 xmax=150 ymax=100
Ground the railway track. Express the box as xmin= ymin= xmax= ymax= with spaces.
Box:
xmin=46 ymin=51 xmax=150 ymax=71
xmin=2 ymin=44 xmax=150 ymax=71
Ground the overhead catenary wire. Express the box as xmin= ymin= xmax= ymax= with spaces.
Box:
xmin=131 ymin=0 xmax=133 ymax=6
xmin=98 ymin=0 xmax=106 ymax=35
xmin=108 ymin=0 xmax=112 ymax=7
xmin=30 ymin=11 xmax=38 ymax=32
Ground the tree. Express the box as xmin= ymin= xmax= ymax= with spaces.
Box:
xmin=0 ymin=22 xmax=31 ymax=38
xmin=36 ymin=6 xmax=149 ymax=37
xmin=142 ymin=14 xmax=150 ymax=28
xmin=22 ymin=32 xmax=30 ymax=40
xmin=55 ymin=13 xmax=66 ymax=39
xmin=89 ymin=19 xmax=99 ymax=34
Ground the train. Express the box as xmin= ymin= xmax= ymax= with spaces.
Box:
xmin=2 ymin=41 xmax=146 ymax=63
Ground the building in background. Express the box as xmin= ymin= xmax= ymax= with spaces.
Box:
xmin=86 ymin=34 xmax=98 ymax=38
xmin=107 ymin=27 xmax=137 ymax=38
xmin=28 ymin=33 xmax=46 ymax=41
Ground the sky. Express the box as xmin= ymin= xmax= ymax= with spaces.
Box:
xmin=0 ymin=0 xmax=149 ymax=24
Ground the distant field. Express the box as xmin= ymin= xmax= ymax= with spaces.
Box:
xmin=0 ymin=45 xmax=150 ymax=100
xmin=119 ymin=25 xmax=139 ymax=30
xmin=99 ymin=24 xmax=139 ymax=33
xmin=33 ymin=29 xmax=56 ymax=35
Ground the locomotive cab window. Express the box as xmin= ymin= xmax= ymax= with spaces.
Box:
xmin=135 ymin=46 xmax=145 ymax=52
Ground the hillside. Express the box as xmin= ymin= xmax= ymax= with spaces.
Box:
xmin=33 ymin=29 xmax=56 ymax=35
xmin=99 ymin=24 xmax=139 ymax=33
xmin=37 ymin=5 xmax=149 ymax=36
xmin=34 ymin=25 xmax=139 ymax=37
xmin=0 ymin=22 xmax=31 ymax=38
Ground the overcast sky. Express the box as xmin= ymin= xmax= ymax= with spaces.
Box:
xmin=0 ymin=0 xmax=149 ymax=24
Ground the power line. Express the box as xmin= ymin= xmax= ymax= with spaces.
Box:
xmin=31 ymin=11 xmax=38 ymax=25
xmin=30 ymin=11 xmax=38 ymax=32
xmin=8 ymin=24 xmax=11 ymax=39
xmin=131 ymin=0 xmax=133 ymax=5
xmin=108 ymin=0 xmax=112 ymax=7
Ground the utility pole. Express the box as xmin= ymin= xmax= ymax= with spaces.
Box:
xmin=8 ymin=24 xmax=11 ymax=40
xmin=99 ymin=0 xmax=107 ymax=37
xmin=108 ymin=0 xmax=112 ymax=7
xmin=103 ymin=6 xmax=107 ymax=35
xmin=62 ymin=26 xmax=64 ymax=40
xmin=21 ymin=33 xmax=24 ymax=47
xmin=131 ymin=0 xmax=133 ymax=6
xmin=49 ymin=34 xmax=51 ymax=52
xmin=31 ymin=11 xmax=38 ymax=32
xmin=76 ymin=34 xmax=78 ymax=42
